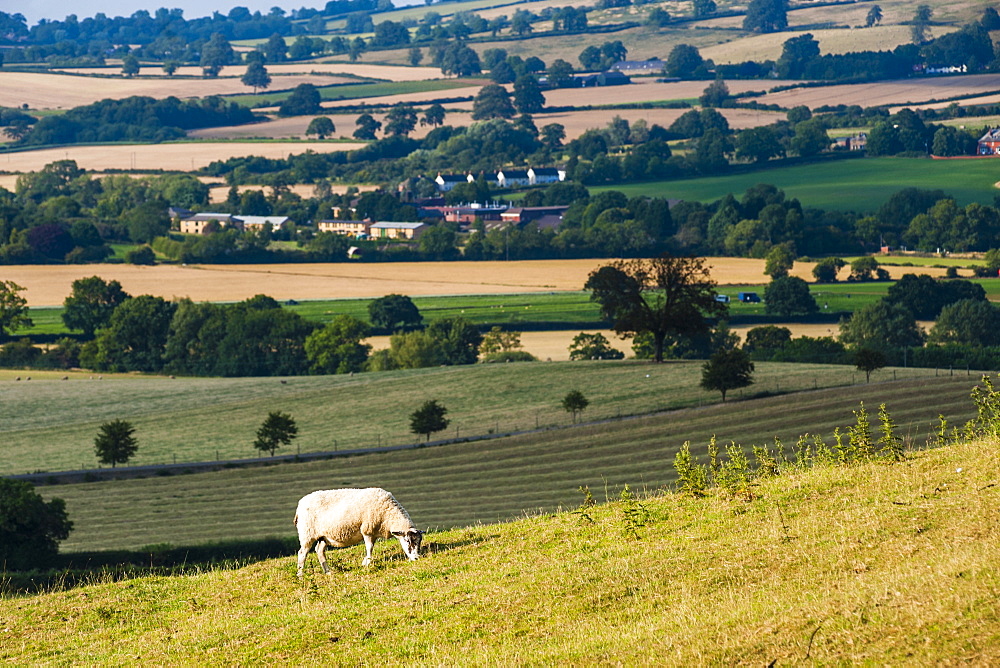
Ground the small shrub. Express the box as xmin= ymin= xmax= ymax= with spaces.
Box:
xmin=752 ymin=440 xmax=780 ymax=478
xmin=619 ymin=484 xmax=649 ymax=540
xmin=848 ymin=402 xmax=874 ymax=461
xmin=878 ymin=402 xmax=905 ymax=462
xmin=716 ymin=442 xmax=753 ymax=500
xmin=673 ymin=441 xmax=707 ymax=496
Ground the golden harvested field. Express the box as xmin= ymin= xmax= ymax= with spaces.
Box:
xmin=207 ymin=182 xmax=380 ymax=203
xmin=190 ymin=106 xmax=786 ymax=142
xmin=54 ymin=63 xmax=446 ymax=82
xmin=753 ymin=73 xmax=1000 ymax=110
xmin=0 ymin=71 xmax=357 ymax=110
xmin=1 ymin=258 xmax=945 ymax=307
xmin=703 ymin=25 xmax=954 ymax=65
xmin=0 ymin=141 xmax=366 ymax=173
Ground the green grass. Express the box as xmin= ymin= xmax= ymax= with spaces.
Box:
xmin=227 ymin=79 xmax=480 ymax=108
xmin=6 ymin=434 xmax=1000 ymax=662
xmin=598 ymin=157 xmax=1000 ymax=211
xmin=20 ymin=366 xmax=981 ymax=551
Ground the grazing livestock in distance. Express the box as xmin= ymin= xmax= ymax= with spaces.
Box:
xmin=294 ymin=487 xmax=422 ymax=576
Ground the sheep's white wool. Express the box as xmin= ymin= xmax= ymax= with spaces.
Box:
xmin=294 ymin=487 xmax=422 ymax=575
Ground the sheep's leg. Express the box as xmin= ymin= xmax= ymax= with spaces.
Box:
xmin=362 ymin=534 xmax=377 ymax=566
xmin=316 ymin=539 xmax=331 ymax=574
xmin=297 ymin=538 xmax=315 ymax=577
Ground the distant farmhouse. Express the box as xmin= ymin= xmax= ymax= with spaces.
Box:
xmin=370 ymin=221 xmax=426 ymax=240
xmin=317 ymin=219 xmax=371 ymax=237
xmin=978 ymin=128 xmax=1000 ymax=155
xmin=609 ymin=59 xmax=664 ymax=74
xmin=433 ymin=168 xmax=565 ymax=192
xmin=177 ymin=213 xmax=289 ymax=234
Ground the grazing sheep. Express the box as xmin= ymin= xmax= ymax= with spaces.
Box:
xmin=294 ymin=487 xmax=422 ymax=576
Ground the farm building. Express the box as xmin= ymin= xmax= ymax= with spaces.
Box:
xmin=179 ymin=213 xmax=241 ymax=234
xmin=831 ymin=133 xmax=867 ymax=151
xmin=370 ymin=221 xmax=426 ymax=240
xmin=500 ymin=206 xmax=569 ymax=229
xmin=578 ymin=71 xmax=631 ymax=87
xmin=421 ymin=202 xmax=507 ymax=225
xmin=239 ymin=215 xmax=289 ymax=231
xmin=317 ymin=219 xmax=371 ymax=237
xmin=978 ymin=128 xmax=1000 ymax=155
xmin=609 ymin=59 xmax=664 ymax=74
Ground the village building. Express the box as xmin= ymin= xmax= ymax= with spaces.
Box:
xmin=178 ymin=213 xmax=241 ymax=235
xmin=317 ymin=219 xmax=372 ymax=237
xmin=978 ymin=128 xmax=1000 ymax=155
xmin=238 ymin=215 xmax=289 ymax=231
xmin=496 ymin=169 xmax=530 ymax=188
xmin=370 ymin=221 xmax=427 ymax=240
xmin=609 ymin=59 xmax=664 ymax=74
xmin=527 ymin=167 xmax=566 ymax=185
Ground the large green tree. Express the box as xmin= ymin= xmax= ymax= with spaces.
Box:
xmin=200 ymin=32 xmax=236 ymax=77
xmin=929 ymin=299 xmax=1000 ymax=346
xmin=512 ymin=74 xmax=545 ymax=114
xmin=304 ymin=314 xmax=371 ymax=374
xmin=0 ymin=280 xmax=33 ymax=337
xmin=368 ymin=294 xmax=422 ymax=332
xmin=241 ymin=59 xmax=271 ymax=93
xmin=0 ymin=478 xmax=73 ymax=570
xmin=62 ymin=276 xmax=131 ymax=338
xmin=426 ymin=316 xmax=482 ymax=365
xmin=839 ymin=300 xmax=925 ymax=351
xmin=88 ymin=295 xmax=176 ymax=372
xmin=743 ymin=0 xmax=788 ymax=33
xmin=764 ymin=276 xmax=818 ymax=316
xmin=584 ymin=254 xmax=728 ymax=363
xmin=472 ymin=83 xmax=516 ymax=120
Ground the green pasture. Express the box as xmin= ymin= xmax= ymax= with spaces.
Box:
xmin=599 ymin=157 xmax=1000 ymax=211
xmin=32 ymin=372 xmax=978 ymax=551
xmin=0 ymin=359 xmax=942 ymax=476
xmin=227 ymin=79 xmax=479 ymax=108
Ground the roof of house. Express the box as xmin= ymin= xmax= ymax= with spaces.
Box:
xmin=436 ymin=173 xmax=468 ymax=182
xmin=610 ymin=59 xmax=664 ymax=71
xmin=498 ymin=170 xmax=530 ymax=179
xmin=979 ymin=128 xmax=1000 ymax=142
xmin=238 ymin=215 xmax=289 ymax=227
xmin=181 ymin=213 xmax=236 ymax=222
xmin=370 ymin=221 xmax=426 ymax=229
xmin=529 ymin=167 xmax=561 ymax=175
xmin=318 ymin=219 xmax=369 ymax=226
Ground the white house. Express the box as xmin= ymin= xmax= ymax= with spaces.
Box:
xmin=179 ymin=213 xmax=240 ymax=234
xmin=370 ymin=221 xmax=427 ymax=240
xmin=527 ymin=167 xmax=566 ymax=185
xmin=435 ymin=173 xmax=470 ymax=191
xmin=239 ymin=215 xmax=290 ymax=231
xmin=496 ymin=169 xmax=530 ymax=188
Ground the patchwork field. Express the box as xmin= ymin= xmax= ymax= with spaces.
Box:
xmin=0 ymin=141 xmax=366 ymax=173
xmin=753 ymin=73 xmax=1000 ymax=110
xmin=0 ymin=71 xmax=360 ymax=110
xmin=54 ymin=63 xmax=445 ymax=82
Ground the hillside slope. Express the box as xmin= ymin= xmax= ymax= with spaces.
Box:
xmin=4 ymin=439 xmax=999 ymax=663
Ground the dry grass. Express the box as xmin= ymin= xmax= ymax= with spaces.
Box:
xmin=0 ymin=71 xmax=358 ymax=111
xmin=206 ymin=182 xmax=380 ymax=203
xmin=4 ymin=258 xmax=947 ymax=308
xmin=703 ymin=25 xmax=955 ymax=65
xmin=0 ymin=141 xmax=366 ymax=173
xmin=754 ymin=73 xmax=1000 ymax=110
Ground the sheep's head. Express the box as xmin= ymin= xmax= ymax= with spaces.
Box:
xmin=392 ymin=528 xmax=423 ymax=560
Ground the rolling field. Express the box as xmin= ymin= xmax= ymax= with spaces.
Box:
xmin=54 ymin=62 xmax=445 ymax=82
xmin=753 ymin=73 xmax=1000 ymax=110
xmin=27 ymin=371 xmax=979 ymax=551
xmin=0 ymin=70 xmax=359 ymax=110
xmin=0 ymin=258 xmax=823 ymax=308
xmin=0 ymin=359 xmax=941 ymax=476
xmin=0 ymin=141 xmax=367 ymax=173
xmin=603 ymin=156 xmax=1000 ymax=210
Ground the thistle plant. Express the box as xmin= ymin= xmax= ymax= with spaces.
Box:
xmin=848 ymin=401 xmax=875 ymax=461
xmin=753 ymin=441 xmax=780 ymax=478
xmin=878 ymin=403 xmax=905 ymax=462
xmin=674 ymin=442 xmax=707 ymax=497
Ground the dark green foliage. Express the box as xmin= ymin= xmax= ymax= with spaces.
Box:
xmin=372 ymin=20 xmax=410 ymax=47
xmin=278 ymin=83 xmax=322 ymax=116
xmin=812 ymin=257 xmax=846 ymax=283
xmin=241 ymin=60 xmax=271 ymax=92
xmin=21 ymin=96 xmax=254 ymax=146
xmin=561 ymin=389 xmax=589 ymax=423
xmin=384 ymin=103 xmax=418 ymax=137
xmin=125 ymin=246 xmax=156 ymax=265
xmin=368 ymin=294 xmax=422 ymax=333
xmin=472 ymin=84 xmax=516 ymax=120
xmin=353 ymin=113 xmax=382 ymax=140
xmin=743 ymin=325 xmax=792 ymax=357
xmin=585 ymin=255 xmax=726 ymax=363
xmin=409 ymin=399 xmax=449 ymax=441
xmin=839 ymin=301 xmax=925 ymax=351
xmin=0 ymin=280 xmax=33 ymax=336
xmin=568 ymin=332 xmax=624 ymax=360
xmin=0 ymin=479 xmax=72 ymax=571
xmin=854 ymin=347 xmax=887 ymax=382
xmin=306 ymin=116 xmax=335 ymax=139
xmin=304 ymin=315 xmax=371 ymax=374
xmin=700 ymin=348 xmax=754 ymax=401
xmin=665 ymin=44 xmax=704 ymax=78
xmin=88 ymin=295 xmax=177 ymax=373
xmin=764 ymin=276 xmax=818 ymax=316
xmin=94 ymin=419 xmax=139 ymax=467
xmin=62 ymin=276 xmax=131 ymax=338
xmin=743 ymin=0 xmax=788 ymax=33
xmin=253 ymin=411 xmax=298 ymax=456
xmin=699 ymin=79 xmax=731 ymax=108
xmin=513 ymin=75 xmax=545 ymax=114
xmin=426 ymin=316 xmax=483 ymax=365
xmin=930 ymin=299 xmax=1000 ymax=346
xmin=886 ymin=274 xmax=986 ymax=320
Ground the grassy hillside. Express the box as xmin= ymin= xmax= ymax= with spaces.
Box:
xmin=599 ymin=157 xmax=1000 ymax=211
xmin=35 ymin=373 xmax=978 ymax=551
xmin=5 ymin=438 xmax=999 ymax=663
xmin=1 ymin=360 xmax=960 ymax=476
